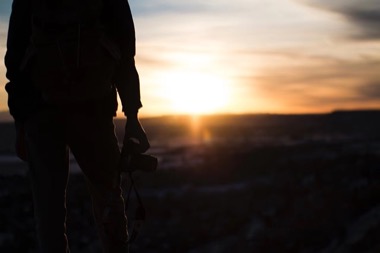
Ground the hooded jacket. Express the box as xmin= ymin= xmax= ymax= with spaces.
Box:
xmin=4 ymin=0 xmax=142 ymax=123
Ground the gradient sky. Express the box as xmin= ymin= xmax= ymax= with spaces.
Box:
xmin=0 ymin=0 xmax=379 ymax=116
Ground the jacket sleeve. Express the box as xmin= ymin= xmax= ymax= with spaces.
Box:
xmin=104 ymin=0 xmax=143 ymax=116
xmin=4 ymin=0 xmax=39 ymax=122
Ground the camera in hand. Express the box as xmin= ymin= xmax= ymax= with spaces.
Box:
xmin=121 ymin=138 xmax=158 ymax=173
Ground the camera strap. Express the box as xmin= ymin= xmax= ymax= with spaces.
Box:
xmin=123 ymin=170 xmax=146 ymax=243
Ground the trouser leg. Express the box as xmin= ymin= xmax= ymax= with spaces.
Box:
xmin=68 ymin=113 xmax=128 ymax=253
xmin=25 ymin=110 xmax=70 ymax=253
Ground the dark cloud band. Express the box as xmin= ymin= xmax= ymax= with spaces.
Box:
xmin=301 ymin=0 xmax=380 ymax=40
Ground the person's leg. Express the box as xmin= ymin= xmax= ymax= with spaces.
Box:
xmin=67 ymin=112 xmax=128 ymax=253
xmin=24 ymin=109 xmax=70 ymax=253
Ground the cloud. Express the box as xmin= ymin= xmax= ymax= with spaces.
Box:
xmin=300 ymin=0 xmax=380 ymax=40
xmin=358 ymin=82 xmax=380 ymax=100
xmin=131 ymin=0 xmax=215 ymax=16
xmin=248 ymin=53 xmax=380 ymax=110
xmin=0 ymin=0 xmax=11 ymax=17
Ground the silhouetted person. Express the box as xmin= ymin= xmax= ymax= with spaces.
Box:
xmin=4 ymin=0 xmax=150 ymax=252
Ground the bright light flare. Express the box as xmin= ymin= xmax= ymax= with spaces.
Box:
xmin=159 ymin=71 xmax=230 ymax=115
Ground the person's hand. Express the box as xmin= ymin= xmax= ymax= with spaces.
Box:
xmin=123 ymin=116 xmax=150 ymax=154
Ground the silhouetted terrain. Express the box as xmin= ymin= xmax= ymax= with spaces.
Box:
xmin=1 ymin=111 xmax=380 ymax=252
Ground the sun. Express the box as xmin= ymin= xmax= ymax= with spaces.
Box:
xmin=159 ymin=71 xmax=230 ymax=115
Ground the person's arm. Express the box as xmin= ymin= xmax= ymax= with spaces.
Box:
xmin=104 ymin=0 xmax=149 ymax=152
xmin=4 ymin=0 xmax=33 ymax=122
xmin=4 ymin=0 xmax=34 ymax=161
xmin=104 ymin=0 xmax=142 ymax=117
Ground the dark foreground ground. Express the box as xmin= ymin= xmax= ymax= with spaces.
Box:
xmin=1 ymin=111 xmax=380 ymax=252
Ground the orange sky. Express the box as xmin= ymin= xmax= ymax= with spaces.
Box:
xmin=0 ymin=0 xmax=379 ymax=117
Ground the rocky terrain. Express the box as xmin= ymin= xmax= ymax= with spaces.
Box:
xmin=1 ymin=111 xmax=379 ymax=252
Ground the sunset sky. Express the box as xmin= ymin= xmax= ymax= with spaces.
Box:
xmin=0 ymin=0 xmax=379 ymax=117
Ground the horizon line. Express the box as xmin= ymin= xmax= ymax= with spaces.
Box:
xmin=1 ymin=108 xmax=380 ymax=122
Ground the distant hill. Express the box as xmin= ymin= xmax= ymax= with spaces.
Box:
xmin=1 ymin=110 xmax=379 ymax=154
xmin=105 ymin=110 xmax=380 ymax=151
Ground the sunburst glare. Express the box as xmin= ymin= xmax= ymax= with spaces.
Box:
xmin=159 ymin=70 xmax=230 ymax=115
